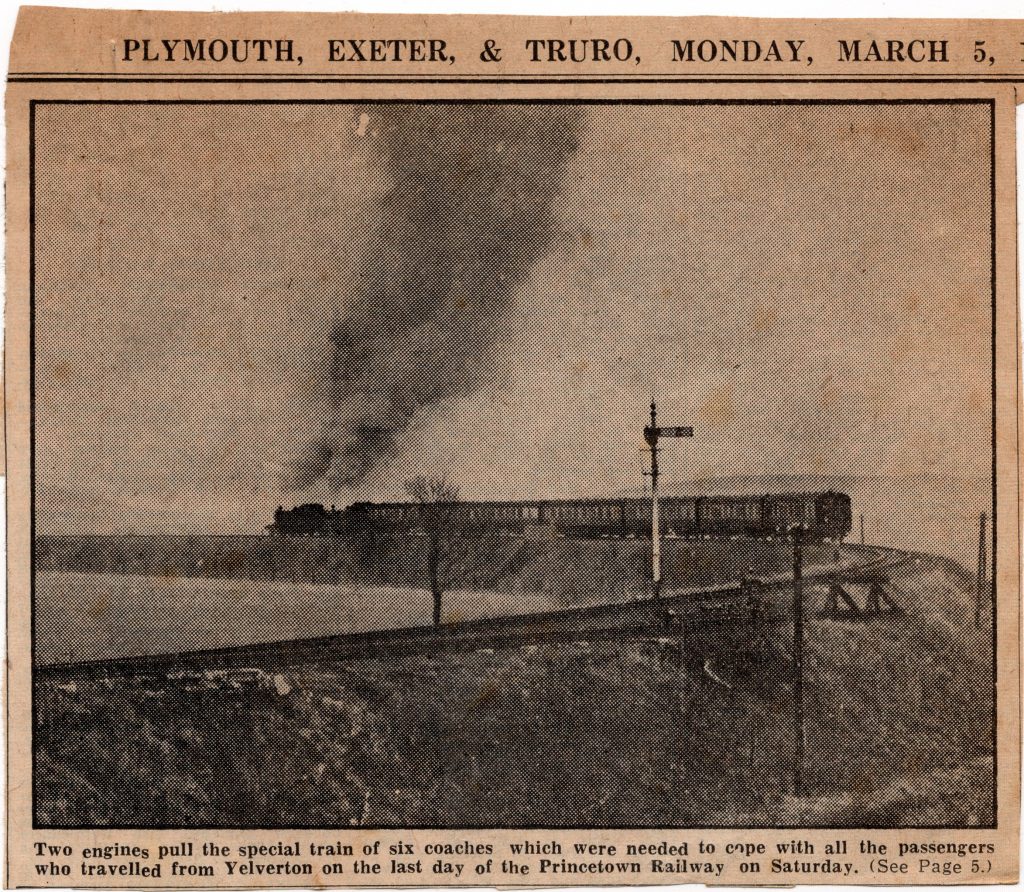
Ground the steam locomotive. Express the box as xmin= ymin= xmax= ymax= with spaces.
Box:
xmin=268 ymin=491 xmax=852 ymax=542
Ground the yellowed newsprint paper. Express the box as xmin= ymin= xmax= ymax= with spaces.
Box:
xmin=4 ymin=6 xmax=1021 ymax=888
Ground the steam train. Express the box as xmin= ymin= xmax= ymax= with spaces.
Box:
xmin=268 ymin=491 xmax=852 ymax=542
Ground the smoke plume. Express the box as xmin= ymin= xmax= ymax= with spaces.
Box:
xmin=291 ymin=104 xmax=584 ymax=491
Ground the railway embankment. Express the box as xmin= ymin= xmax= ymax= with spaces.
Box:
xmin=34 ymin=547 xmax=991 ymax=827
xmin=34 ymin=541 xmax=968 ymax=674
xmin=36 ymin=543 xmax=939 ymax=678
xmin=38 ymin=532 xmax=859 ymax=598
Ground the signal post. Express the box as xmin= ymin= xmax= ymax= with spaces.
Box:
xmin=643 ymin=403 xmax=693 ymax=599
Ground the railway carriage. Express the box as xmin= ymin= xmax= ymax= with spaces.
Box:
xmin=696 ymin=495 xmax=761 ymax=538
xmin=539 ymin=499 xmax=625 ymax=538
xmin=659 ymin=497 xmax=697 ymax=537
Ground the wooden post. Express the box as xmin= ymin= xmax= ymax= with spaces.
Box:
xmin=859 ymin=513 xmax=865 ymax=546
xmin=976 ymin=511 xmax=987 ymax=628
xmin=792 ymin=524 xmax=805 ymax=797
xmin=652 ymin=451 xmax=661 ymax=599
xmin=866 ymin=581 xmax=882 ymax=616
xmin=645 ymin=403 xmax=661 ymax=599
xmin=828 ymin=549 xmax=840 ymax=616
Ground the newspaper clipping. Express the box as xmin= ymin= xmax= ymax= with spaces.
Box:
xmin=4 ymin=7 xmax=1021 ymax=887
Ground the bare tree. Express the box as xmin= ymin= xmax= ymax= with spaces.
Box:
xmin=404 ymin=474 xmax=461 ymax=626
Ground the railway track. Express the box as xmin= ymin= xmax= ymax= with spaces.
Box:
xmin=35 ymin=545 xmax=929 ymax=682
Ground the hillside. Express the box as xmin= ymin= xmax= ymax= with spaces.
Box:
xmin=35 ymin=551 xmax=992 ymax=828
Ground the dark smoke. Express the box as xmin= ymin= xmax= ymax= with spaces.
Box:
xmin=291 ymin=104 xmax=584 ymax=491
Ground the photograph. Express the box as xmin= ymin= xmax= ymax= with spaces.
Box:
xmin=31 ymin=98 xmax=994 ymax=829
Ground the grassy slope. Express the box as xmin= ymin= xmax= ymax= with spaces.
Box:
xmin=36 ymin=554 xmax=991 ymax=828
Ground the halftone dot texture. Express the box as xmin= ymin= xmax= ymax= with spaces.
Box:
xmin=33 ymin=102 xmax=993 ymax=828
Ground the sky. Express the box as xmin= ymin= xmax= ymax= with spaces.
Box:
xmin=34 ymin=101 xmax=992 ymax=535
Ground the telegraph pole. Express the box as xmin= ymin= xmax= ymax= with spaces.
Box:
xmin=792 ymin=523 xmax=805 ymax=797
xmin=649 ymin=404 xmax=662 ymax=599
xmin=643 ymin=403 xmax=693 ymax=599
xmin=976 ymin=511 xmax=987 ymax=628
